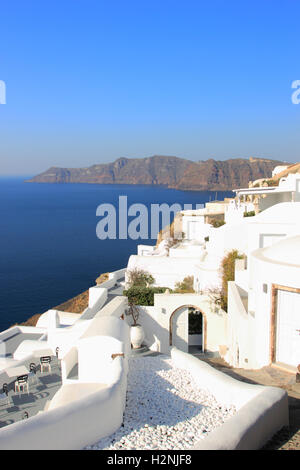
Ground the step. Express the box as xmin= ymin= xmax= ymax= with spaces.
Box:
xmin=271 ymin=362 xmax=297 ymax=375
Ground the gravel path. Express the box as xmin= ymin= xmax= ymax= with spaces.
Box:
xmin=87 ymin=355 xmax=235 ymax=450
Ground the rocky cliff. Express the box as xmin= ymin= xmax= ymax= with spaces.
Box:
xmin=27 ymin=155 xmax=285 ymax=191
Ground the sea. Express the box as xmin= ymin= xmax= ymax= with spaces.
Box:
xmin=0 ymin=177 xmax=233 ymax=331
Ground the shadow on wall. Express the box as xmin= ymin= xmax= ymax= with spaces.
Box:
xmin=135 ymin=307 xmax=170 ymax=353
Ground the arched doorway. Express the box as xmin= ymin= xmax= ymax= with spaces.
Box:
xmin=169 ymin=305 xmax=207 ymax=353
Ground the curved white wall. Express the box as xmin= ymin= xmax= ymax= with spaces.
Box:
xmin=0 ymin=357 xmax=127 ymax=450
xmin=171 ymin=347 xmax=289 ymax=450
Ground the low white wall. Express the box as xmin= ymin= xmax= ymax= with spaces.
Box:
xmin=0 ymin=357 xmax=127 ymax=450
xmin=45 ymin=319 xmax=91 ymax=358
xmin=17 ymin=325 xmax=46 ymax=335
xmin=0 ymin=326 xmax=21 ymax=342
xmin=127 ymin=255 xmax=204 ymax=290
xmin=95 ymin=296 xmax=128 ymax=319
xmin=13 ymin=340 xmax=54 ymax=361
xmin=61 ymin=346 xmax=78 ymax=383
xmin=171 ymin=348 xmax=289 ymax=450
xmin=109 ymin=268 xmax=127 ymax=281
xmin=86 ymin=267 xmax=126 ymax=316
xmin=225 ymin=281 xmax=253 ymax=368
xmin=137 ymin=245 xmax=155 ymax=256
xmin=76 ymin=316 xmax=130 ymax=384
xmin=87 ymin=287 xmax=107 ymax=311
xmin=37 ymin=311 xmax=79 ymax=328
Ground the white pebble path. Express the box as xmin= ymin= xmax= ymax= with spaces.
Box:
xmin=86 ymin=355 xmax=236 ymax=450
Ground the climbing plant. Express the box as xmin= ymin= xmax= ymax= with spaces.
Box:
xmin=220 ymin=250 xmax=244 ymax=312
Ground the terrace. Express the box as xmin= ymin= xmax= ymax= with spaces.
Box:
xmin=0 ymin=354 xmax=62 ymax=428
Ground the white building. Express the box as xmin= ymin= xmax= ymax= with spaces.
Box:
xmin=272 ymin=165 xmax=290 ymax=177
xmin=226 ymin=234 xmax=300 ymax=371
xmin=126 ymin=185 xmax=300 ymax=370
xmin=233 ymin=172 xmax=300 ymax=214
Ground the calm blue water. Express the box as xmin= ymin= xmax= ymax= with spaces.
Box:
xmin=0 ymin=178 xmax=233 ymax=331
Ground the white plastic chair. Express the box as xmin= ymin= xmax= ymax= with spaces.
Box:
xmin=15 ymin=376 xmax=29 ymax=395
xmin=40 ymin=356 xmax=51 ymax=374
xmin=28 ymin=363 xmax=38 ymax=385
xmin=0 ymin=384 xmax=10 ymax=406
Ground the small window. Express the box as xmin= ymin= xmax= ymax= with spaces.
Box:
xmin=263 ymin=284 xmax=268 ymax=294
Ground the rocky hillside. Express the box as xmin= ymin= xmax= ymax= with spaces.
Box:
xmin=27 ymin=155 xmax=285 ymax=191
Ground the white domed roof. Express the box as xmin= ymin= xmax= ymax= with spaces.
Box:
xmin=262 ymin=235 xmax=300 ymax=266
xmin=251 ymin=202 xmax=300 ymax=224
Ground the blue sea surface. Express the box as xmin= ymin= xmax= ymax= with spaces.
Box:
xmin=0 ymin=177 xmax=233 ymax=331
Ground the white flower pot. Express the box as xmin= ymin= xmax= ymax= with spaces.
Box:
xmin=130 ymin=325 xmax=145 ymax=349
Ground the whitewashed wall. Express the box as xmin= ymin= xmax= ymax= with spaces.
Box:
xmin=227 ymin=234 xmax=300 ymax=369
xmin=131 ymin=293 xmax=227 ymax=355
xmin=127 ymin=255 xmax=202 ymax=290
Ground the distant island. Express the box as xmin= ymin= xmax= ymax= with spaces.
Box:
xmin=26 ymin=155 xmax=285 ymax=191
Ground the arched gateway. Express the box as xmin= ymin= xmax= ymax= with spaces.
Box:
xmin=169 ymin=305 xmax=207 ymax=353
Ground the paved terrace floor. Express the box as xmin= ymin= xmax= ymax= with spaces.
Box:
xmin=81 ymin=277 xmax=125 ymax=321
xmin=0 ymin=356 xmax=62 ymax=428
xmin=101 ymin=278 xmax=126 ymax=308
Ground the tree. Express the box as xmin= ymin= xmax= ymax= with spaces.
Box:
xmin=126 ymin=301 xmax=140 ymax=326
xmin=174 ymin=276 xmax=195 ymax=293
xmin=127 ymin=268 xmax=155 ymax=288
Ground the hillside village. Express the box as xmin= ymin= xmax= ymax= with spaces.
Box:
xmin=0 ymin=163 xmax=299 ymax=449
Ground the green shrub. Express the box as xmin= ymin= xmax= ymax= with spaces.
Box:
xmin=211 ymin=219 xmax=225 ymax=228
xmin=264 ymin=179 xmax=279 ymax=187
xmin=243 ymin=210 xmax=256 ymax=217
xmin=123 ymin=286 xmax=168 ymax=306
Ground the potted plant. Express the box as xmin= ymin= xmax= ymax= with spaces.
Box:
xmin=126 ymin=302 xmax=145 ymax=349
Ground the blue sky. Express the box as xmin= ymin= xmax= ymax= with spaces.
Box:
xmin=0 ymin=0 xmax=299 ymax=175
